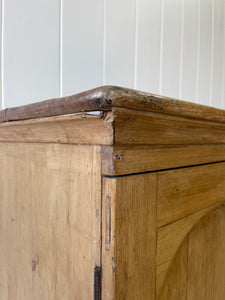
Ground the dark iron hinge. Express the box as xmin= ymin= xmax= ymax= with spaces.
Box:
xmin=94 ymin=266 xmax=102 ymax=300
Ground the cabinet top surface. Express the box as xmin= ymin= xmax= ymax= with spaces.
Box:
xmin=1 ymin=86 xmax=225 ymax=123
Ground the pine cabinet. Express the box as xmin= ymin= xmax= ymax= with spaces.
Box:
xmin=1 ymin=86 xmax=225 ymax=299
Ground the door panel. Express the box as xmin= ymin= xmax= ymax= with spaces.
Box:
xmin=158 ymin=204 xmax=225 ymax=300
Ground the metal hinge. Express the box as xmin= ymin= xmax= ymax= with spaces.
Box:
xmin=94 ymin=266 xmax=102 ymax=300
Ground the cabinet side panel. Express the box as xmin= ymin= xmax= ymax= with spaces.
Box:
xmin=102 ymin=174 xmax=157 ymax=300
xmin=0 ymin=143 xmax=101 ymax=300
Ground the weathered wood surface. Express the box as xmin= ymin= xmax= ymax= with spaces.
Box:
xmin=0 ymin=143 xmax=101 ymax=300
xmin=101 ymin=145 xmax=225 ymax=175
xmin=102 ymin=174 xmax=157 ymax=300
xmin=0 ymin=112 xmax=113 ymax=145
xmin=113 ymin=107 xmax=225 ymax=145
xmin=187 ymin=205 xmax=225 ymax=300
xmin=157 ymin=202 xmax=225 ymax=296
xmin=1 ymin=85 xmax=225 ymax=300
xmin=158 ymin=237 xmax=188 ymax=300
xmin=2 ymin=85 xmax=225 ymax=123
xmin=157 ymin=162 xmax=225 ymax=227
xmin=159 ymin=204 xmax=225 ymax=300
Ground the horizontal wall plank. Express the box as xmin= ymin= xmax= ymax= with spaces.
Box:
xmin=157 ymin=162 xmax=225 ymax=227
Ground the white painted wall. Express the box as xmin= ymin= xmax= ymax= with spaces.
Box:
xmin=0 ymin=0 xmax=225 ymax=109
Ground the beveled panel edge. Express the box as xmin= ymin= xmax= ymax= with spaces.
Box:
xmin=0 ymin=112 xmax=114 ymax=145
xmin=1 ymin=86 xmax=225 ymax=123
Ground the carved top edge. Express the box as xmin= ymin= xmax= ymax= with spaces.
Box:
xmin=1 ymin=85 xmax=225 ymax=123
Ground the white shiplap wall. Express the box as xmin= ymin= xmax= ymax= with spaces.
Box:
xmin=0 ymin=0 xmax=225 ymax=109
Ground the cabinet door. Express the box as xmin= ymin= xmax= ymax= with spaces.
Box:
xmin=158 ymin=204 xmax=225 ymax=300
xmin=102 ymin=162 xmax=225 ymax=300
xmin=102 ymin=174 xmax=157 ymax=300
xmin=157 ymin=163 xmax=225 ymax=300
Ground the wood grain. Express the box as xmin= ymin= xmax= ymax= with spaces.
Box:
xmin=157 ymin=202 xmax=224 ymax=295
xmin=102 ymin=178 xmax=116 ymax=300
xmin=2 ymin=85 xmax=225 ymax=299
xmin=187 ymin=204 xmax=225 ymax=300
xmin=2 ymin=85 xmax=225 ymax=123
xmin=157 ymin=162 xmax=225 ymax=227
xmin=101 ymin=144 xmax=225 ymax=175
xmin=0 ymin=143 xmax=101 ymax=300
xmin=159 ymin=204 xmax=225 ymax=300
xmin=0 ymin=112 xmax=113 ymax=145
xmin=113 ymin=107 xmax=225 ymax=145
xmin=158 ymin=237 xmax=188 ymax=300
xmin=102 ymin=173 xmax=157 ymax=300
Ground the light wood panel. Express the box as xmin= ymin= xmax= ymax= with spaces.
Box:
xmin=3 ymin=0 xmax=60 ymax=107
xmin=0 ymin=112 xmax=113 ymax=145
xmin=157 ymin=202 xmax=224 ymax=295
xmin=187 ymin=204 xmax=225 ymax=299
xmin=157 ymin=162 xmax=225 ymax=227
xmin=102 ymin=178 xmax=116 ymax=299
xmin=102 ymin=173 xmax=157 ymax=300
xmin=113 ymin=107 xmax=225 ymax=145
xmin=159 ymin=204 xmax=225 ymax=300
xmin=102 ymin=144 xmax=225 ymax=176
xmin=158 ymin=237 xmax=188 ymax=300
xmin=0 ymin=143 xmax=101 ymax=300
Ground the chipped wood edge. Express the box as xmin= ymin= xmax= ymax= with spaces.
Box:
xmin=2 ymin=86 xmax=225 ymax=123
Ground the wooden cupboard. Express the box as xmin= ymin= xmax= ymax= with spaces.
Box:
xmin=1 ymin=86 xmax=225 ymax=299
